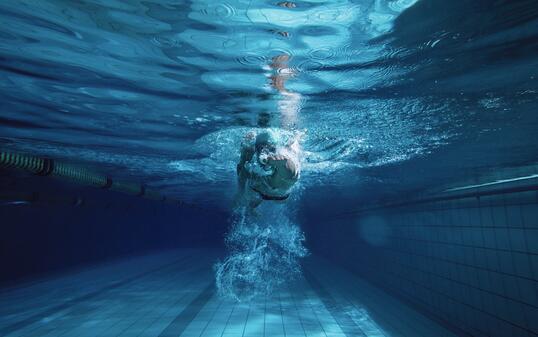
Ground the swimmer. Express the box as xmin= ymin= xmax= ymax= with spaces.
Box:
xmin=236 ymin=130 xmax=301 ymax=209
xmin=269 ymin=54 xmax=295 ymax=93
xmin=269 ymin=54 xmax=301 ymax=128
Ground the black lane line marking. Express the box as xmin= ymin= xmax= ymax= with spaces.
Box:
xmin=302 ymin=268 xmax=367 ymax=337
xmin=0 ymin=256 xmax=190 ymax=336
xmin=158 ymin=282 xmax=215 ymax=337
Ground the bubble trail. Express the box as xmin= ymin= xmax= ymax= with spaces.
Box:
xmin=215 ymin=204 xmax=308 ymax=301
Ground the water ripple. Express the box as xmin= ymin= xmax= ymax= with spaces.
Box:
xmin=149 ymin=36 xmax=182 ymax=48
xmin=235 ymin=53 xmax=267 ymax=67
xmin=296 ymin=60 xmax=323 ymax=73
xmin=308 ymin=48 xmax=334 ymax=60
xmin=199 ymin=3 xmax=236 ymax=19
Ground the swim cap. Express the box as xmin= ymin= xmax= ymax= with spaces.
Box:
xmin=255 ymin=130 xmax=277 ymax=152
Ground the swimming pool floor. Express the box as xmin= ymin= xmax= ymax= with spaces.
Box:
xmin=0 ymin=249 xmax=457 ymax=337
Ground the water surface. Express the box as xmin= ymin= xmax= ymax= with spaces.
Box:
xmin=1 ymin=0 xmax=537 ymax=211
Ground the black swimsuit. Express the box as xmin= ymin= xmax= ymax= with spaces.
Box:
xmin=251 ymin=187 xmax=289 ymax=201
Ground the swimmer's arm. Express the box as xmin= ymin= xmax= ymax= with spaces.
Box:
xmin=237 ymin=155 xmax=250 ymax=193
xmin=266 ymin=155 xmax=299 ymax=179
xmin=286 ymin=132 xmax=303 ymax=155
xmin=237 ymin=132 xmax=256 ymax=176
xmin=234 ymin=156 xmax=249 ymax=208
xmin=237 ymin=132 xmax=257 ymax=192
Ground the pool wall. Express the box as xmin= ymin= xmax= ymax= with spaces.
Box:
xmin=0 ymin=172 xmax=227 ymax=285
xmin=303 ymin=177 xmax=538 ymax=337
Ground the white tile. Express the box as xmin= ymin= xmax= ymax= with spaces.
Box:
xmin=1 ymin=250 xmax=462 ymax=337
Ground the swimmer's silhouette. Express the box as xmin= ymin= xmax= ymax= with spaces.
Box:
xmin=236 ymin=129 xmax=301 ymax=209
xmin=235 ymin=3 xmax=302 ymax=209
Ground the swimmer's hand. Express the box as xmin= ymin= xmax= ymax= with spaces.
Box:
xmin=266 ymin=154 xmax=299 ymax=179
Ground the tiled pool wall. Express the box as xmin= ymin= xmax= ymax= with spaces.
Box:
xmin=0 ymin=174 xmax=226 ymax=285
xmin=304 ymin=185 xmax=538 ymax=337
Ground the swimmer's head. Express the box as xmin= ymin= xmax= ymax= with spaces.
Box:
xmin=255 ymin=130 xmax=277 ymax=153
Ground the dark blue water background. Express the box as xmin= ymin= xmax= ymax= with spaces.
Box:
xmin=1 ymin=0 xmax=537 ymax=286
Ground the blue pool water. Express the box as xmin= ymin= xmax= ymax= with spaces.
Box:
xmin=1 ymin=1 xmax=537 ymax=337
xmin=1 ymin=0 xmax=537 ymax=209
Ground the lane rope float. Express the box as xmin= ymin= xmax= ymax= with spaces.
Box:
xmin=0 ymin=150 xmax=189 ymax=207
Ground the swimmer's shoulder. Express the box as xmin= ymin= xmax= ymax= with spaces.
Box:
xmin=241 ymin=130 xmax=258 ymax=148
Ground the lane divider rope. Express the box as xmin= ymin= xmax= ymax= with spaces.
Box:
xmin=0 ymin=150 xmax=190 ymax=207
